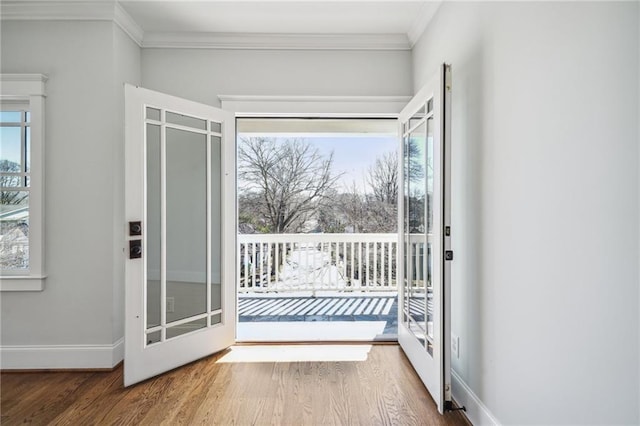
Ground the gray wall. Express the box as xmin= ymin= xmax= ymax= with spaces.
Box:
xmin=0 ymin=23 xmax=411 ymax=353
xmin=141 ymin=48 xmax=413 ymax=106
xmin=412 ymin=2 xmax=639 ymax=424
xmin=0 ymin=21 xmax=141 ymax=347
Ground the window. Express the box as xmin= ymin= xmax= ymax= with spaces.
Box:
xmin=0 ymin=74 xmax=47 ymax=291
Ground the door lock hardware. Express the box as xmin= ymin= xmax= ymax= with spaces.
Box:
xmin=445 ymin=226 xmax=451 ymax=237
xmin=129 ymin=221 xmax=142 ymax=236
xmin=129 ymin=239 xmax=142 ymax=259
xmin=445 ymin=250 xmax=454 ymax=261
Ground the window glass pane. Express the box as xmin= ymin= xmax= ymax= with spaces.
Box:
xmin=25 ymin=126 xmax=30 ymax=173
xmin=25 ymin=112 xmax=31 ymax=123
xmin=0 ymin=112 xmax=22 ymax=123
xmin=146 ymin=107 xmax=161 ymax=121
xmin=166 ymin=317 xmax=207 ymax=339
xmin=0 ymin=174 xmax=23 ymax=188
xmin=0 ymin=191 xmax=29 ymax=270
xmin=166 ymin=127 xmax=207 ymax=323
xmin=210 ymin=121 xmax=222 ymax=133
xmin=1 ymin=127 xmax=22 ymax=169
xmin=166 ymin=111 xmax=206 ymax=130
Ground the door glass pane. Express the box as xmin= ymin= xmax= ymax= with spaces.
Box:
xmin=407 ymin=119 xmax=427 ymax=337
xmin=166 ymin=127 xmax=207 ymax=323
xmin=146 ymin=330 xmax=161 ymax=346
xmin=166 ymin=111 xmax=206 ymax=130
xmin=211 ymin=136 xmax=222 ymax=311
xmin=167 ymin=318 xmax=207 ymax=339
xmin=425 ymin=116 xmax=434 ymax=340
xmin=211 ymin=313 xmax=222 ymax=326
xmin=408 ymin=104 xmax=426 ymax=131
xmin=146 ymin=107 xmax=161 ymax=121
xmin=146 ymin=124 xmax=161 ymax=329
xmin=210 ymin=121 xmax=222 ymax=133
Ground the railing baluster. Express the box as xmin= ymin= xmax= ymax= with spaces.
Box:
xmin=387 ymin=242 xmax=392 ymax=288
xmin=373 ymin=242 xmax=377 ymax=288
xmin=275 ymin=242 xmax=279 ymax=285
xmin=244 ymin=243 xmax=248 ymax=291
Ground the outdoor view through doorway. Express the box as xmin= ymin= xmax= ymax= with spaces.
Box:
xmin=236 ymin=118 xmax=400 ymax=341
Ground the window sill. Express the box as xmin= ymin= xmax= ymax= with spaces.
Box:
xmin=0 ymin=275 xmax=46 ymax=291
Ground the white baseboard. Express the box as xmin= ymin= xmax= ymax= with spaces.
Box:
xmin=452 ymin=369 xmax=501 ymax=426
xmin=1 ymin=337 xmax=124 ymax=370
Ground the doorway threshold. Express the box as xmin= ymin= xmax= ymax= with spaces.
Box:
xmin=237 ymin=321 xmax=397 ymax=343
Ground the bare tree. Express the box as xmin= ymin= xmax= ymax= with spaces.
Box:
xmin=238 ymin=137 xmax=341 ymax=233
xmin=0 ymin=160 xmax=28 ymax=206
xmin=367 ymin=151 xmax=398 ymax=206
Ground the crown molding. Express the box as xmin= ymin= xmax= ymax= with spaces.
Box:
xmin=0 ymin=1 xmax=115 ymax=21
xmin=407 ymin=1 xmax=442 ymax=47
xmin=114 ymin=3 xmax=143 ymax=46
xmin=142 ymin=32 xmax=411 ymax=51
xmin=1 ymin=1 xmax=143 ymax=46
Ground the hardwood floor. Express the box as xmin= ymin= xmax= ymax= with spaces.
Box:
xmin=1 ymin=344 xmax=469 ymax=425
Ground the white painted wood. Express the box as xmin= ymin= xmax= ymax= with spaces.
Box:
xmin=397 ymin=64 xmax=451 ymax=414
xmin=219 ymin=95 xmax=411 ymax=117
xmin=142 ymin=32 xmax=411 ymax=51
xmin=237 ymin=233 xmax=410 ymax=292
xmin=0 ymin=338 xmax=124 ymax=370
xmin=451 ymin=370 xmax=501 ymax=426
xmin=124 ymin=85 xmax=236 ymax=387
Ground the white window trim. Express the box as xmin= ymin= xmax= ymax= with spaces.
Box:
xmin=217 ymin=95 xmax=411 ymax=118
xmin=1 ymin=74 xmax=47 ymax=291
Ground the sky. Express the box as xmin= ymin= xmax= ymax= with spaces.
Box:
xmin=306 ymin=135 xmax=397 ymax=193
xmin=238 ymin=134 xmax=398 ymax=194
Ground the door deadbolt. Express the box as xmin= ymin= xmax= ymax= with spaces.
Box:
xmin=129 ymin=221 xmax=142 ymax=236
xmin=129 ymin=239 xmax=142 ymax=259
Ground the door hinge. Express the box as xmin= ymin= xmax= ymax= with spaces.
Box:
xmin=445 ymin=250 xmax=454 ymax=261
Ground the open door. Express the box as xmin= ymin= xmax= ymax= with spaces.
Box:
xmin=124 ymin=85 xmax=236 ymax=386
xmin=398 ymin=64 xmax=452 ymax=413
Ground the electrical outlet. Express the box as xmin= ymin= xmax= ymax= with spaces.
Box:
xmin=451 ymin=334 xmax=460 ymax=359
xmin=166 ymin=297 xmax=175 ymax=313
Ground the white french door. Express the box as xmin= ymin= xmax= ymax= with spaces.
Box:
xmin=398 ymin=64 xmax=452 ymax=413
xmin=124 ymin=85 xmax=236 ymax=386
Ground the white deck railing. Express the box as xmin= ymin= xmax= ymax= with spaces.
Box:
xmin=238 ymin=233 xmax=429 ymax=293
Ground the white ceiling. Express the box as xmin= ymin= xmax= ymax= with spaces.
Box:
xmin=119 ymin=1 xmax=430 ymax=35
xmin=117 ymin=1 xmax=441 ymax=48
xmin=0 ymin=0 xmax=441 ymax=49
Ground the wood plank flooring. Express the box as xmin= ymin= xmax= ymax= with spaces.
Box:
xmin=1 ymin=345 xmax=469 ymax=426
